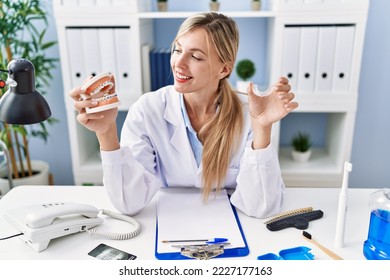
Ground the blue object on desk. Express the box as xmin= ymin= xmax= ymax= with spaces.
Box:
xmin=257 ymin=246 xmax=314 ymax=260
xmin=363 ymin=209 xmax=390 ymax=260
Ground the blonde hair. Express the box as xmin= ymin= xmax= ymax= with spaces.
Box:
xmin=173 ymin=12 xmax=244 ymax=199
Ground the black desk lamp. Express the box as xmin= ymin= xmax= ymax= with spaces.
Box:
xmin=0 ymin=59 xmax=51 ymax=124
xmin=0 ymin=59 xmax=51 ymax=196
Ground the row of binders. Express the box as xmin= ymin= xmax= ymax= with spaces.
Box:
xmin=282 ymin=24 xmax=355 ymax=94
xmin=65 ymin=27 xmax=133 ymax=97
xmin=149 ymin=48 xmax=174 ymax=91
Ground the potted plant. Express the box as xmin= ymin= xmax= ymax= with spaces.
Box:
xmin=0 ymin=0 xmax=58 ymax=194
xmin=251 ymin=0 xmax=262 ymax=11
xmin=157 ymin=0 xmax=168 ymax=12
xmin=291 ymin=132 xmax=312 ymax=162
xmin=210 ymin=0 xmax=220 ymax=11
xmin=235 ymin=59 xmax=256 ymax=93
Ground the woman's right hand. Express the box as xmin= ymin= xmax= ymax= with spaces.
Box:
xmin=69 ymin=85 xmax=118 ymax=135
xmin=69 ymin=75 xmax=120 ymax=151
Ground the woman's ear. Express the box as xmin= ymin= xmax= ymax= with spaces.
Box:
xmin=219 ymin=64 xmax=231 ymax=80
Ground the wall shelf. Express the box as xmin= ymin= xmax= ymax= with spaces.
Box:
xmin=280 ymin=148 xmax=340 ymax=174
xmin=138 ymin=11 xmax=277 ymax=19
xmin=53 ymin=0 xmax=369 ymax=188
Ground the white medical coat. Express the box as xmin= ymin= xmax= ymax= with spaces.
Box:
xmin=101 ymin=86 xmax=285 ymax=218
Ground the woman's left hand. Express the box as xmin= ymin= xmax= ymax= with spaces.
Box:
xmin=248 ymin=77 xmax=298 ymax=129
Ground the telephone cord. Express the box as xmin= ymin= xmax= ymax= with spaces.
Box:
xmin=87 ymin=209 xmax=141 ymax=240
xmin=0 ymin=232 xmax=24 ymax=240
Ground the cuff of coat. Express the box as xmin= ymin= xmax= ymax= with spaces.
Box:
xmin=101 ymin=146 xmax=133 ymax=166
xmin=244 ymin=143 xmax=276 ymax=164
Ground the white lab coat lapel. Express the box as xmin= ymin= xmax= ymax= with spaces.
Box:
xmin=163 ymin=90 xmax=200 ymax=175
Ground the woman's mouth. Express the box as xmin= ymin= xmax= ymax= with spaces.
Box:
xmin=175 ymin=71 xmax=192 ymax=82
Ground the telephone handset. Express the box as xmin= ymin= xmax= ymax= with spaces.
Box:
xmin=4 ymin=202 xmax=141 ymax=252
xmin=25 ymin=202 xmax=100 ymax=229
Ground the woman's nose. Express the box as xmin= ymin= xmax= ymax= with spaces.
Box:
xmin=172 ymin=54 xmax=187 ymax=69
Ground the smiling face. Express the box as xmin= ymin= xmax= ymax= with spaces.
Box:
xmin=171 ymin=28 xmax=230 ymax=97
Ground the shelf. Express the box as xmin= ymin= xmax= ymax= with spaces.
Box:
xmin=77 ymin=152 xmax=103 ymax=185
xmin=138 ymin=11 xmax=277 ymax=19
xmin=279 ymin=147 xmax=343 ymax=188
xmin=292 ymin=93 xmax=357 ymax=112
xmin=279 ymin=147 xmax=340 ymax=175
xmin=80 ymin=152 xmax=102 ymax=170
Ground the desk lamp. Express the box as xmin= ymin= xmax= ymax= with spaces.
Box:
xmin=0 ymin=59 xmax=51 ymax=196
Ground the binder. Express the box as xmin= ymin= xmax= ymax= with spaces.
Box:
xmin=332 ymin=25 xmax=355 ymax=93
xmin=62 ymin=0 xmax=78 ymax=6
xmin=114 ymin=27 xmax=132 ymax=95
xmin=95 ymin=0 xmax=111 ymax=6
xmin=282 ymin=26 xmax=301 ymax=91
xmin=163 ymin=48 xmax=174 ymax=86
xmin=156 ymin=48 xmax=166 ymax=89
xmin=149 ymin=49 xmax=159 ymax=91
xmin=65 ymin=28 xmax=86 ymax=87
xmin=98 ymin=28 xmax=118 ymax=76
xmin=155 ymin=188 xmax=249 ymax=260
xmin=141 ymin=44 xmax=151 ymax=92
xmin=82 ymin=28 xmax=102 ymax=77
xmin=315 ymin=26 xmax=336 ymax=93
xmin=297 ymin=26 xmax=318 ymax=93
xmin=149 ymin=48 xmax=173 ymax=91
xmin=79 ymin=0 xmax=95 ymax=7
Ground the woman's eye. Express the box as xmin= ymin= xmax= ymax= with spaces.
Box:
xmin=191 ymin=55 xmax=201 ymax=61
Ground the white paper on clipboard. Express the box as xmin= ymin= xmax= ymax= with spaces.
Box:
xmin=156 ymin=188 xmax=245 ymax=255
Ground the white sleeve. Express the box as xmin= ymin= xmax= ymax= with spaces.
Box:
xmin=230 ymin=144 xmax=285 ymax=219
xmin=100 ymin=94 xmax=164 ymax=215
xmin=101 ymin=147 xmax=162 ymax=216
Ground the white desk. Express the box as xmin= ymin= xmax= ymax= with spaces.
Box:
xmin=0 ymin=185 xmax=375 ymax=260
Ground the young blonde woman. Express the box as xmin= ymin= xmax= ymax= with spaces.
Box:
xmin=70 ymin=12 xmax=298 ymax=218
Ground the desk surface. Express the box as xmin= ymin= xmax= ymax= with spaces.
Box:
xmin=0 ymin=185 xmax=375 ymax=260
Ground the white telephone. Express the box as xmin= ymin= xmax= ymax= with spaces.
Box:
xmin=4 ymin=202 xmax=141 ymax=252
xmin=4 ymin=202 xmax=103 ymax=252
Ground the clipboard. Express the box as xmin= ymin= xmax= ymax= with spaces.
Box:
xmin=155 ymin=188 xmax=249 ymax=260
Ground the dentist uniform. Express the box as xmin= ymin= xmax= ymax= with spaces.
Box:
xmin=101 ymin=86 xmax=285 ymax=218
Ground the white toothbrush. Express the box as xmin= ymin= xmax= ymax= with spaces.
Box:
xmin=335 ymin=161 xmax=353 ymax=248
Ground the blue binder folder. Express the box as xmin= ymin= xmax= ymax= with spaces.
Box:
xmin=154 ymin=189 xmax=249 ymax=260
xmin=149 ymin=48 xmax=173 ymax=91
xmin=149 ymin=49 xmax=159 ymax=91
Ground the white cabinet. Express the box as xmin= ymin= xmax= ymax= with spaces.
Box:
xmin=269 ymin=2 xmax=369 ymax=187
xmin=53 ymin=0 xmax=369 ymax=187
xmin=53 ymin=0 xmax=153 ymax=185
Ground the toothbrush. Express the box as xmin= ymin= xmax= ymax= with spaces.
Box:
xmin=303 ymin=231 xmax=343 ymax=260
xmin=335 ymin=161 xmax=352 ymax=248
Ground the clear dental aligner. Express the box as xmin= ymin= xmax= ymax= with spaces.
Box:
xmin=252 ymin=84 xmax=270 ymax=96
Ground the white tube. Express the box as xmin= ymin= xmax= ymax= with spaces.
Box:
xmin=335 ymin=161 xmax=352 ymax=248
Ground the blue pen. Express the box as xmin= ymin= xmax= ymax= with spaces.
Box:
xmin=162 ymin=238 xmax=228 ymax=244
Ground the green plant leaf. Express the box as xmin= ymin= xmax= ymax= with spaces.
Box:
xmin=236 ymin=59 xmax=256 ymax=81
xmin=291 ymin=132 xmax=312 ymax=152
xmin=0 ymin=0 xmax=58 ymax=171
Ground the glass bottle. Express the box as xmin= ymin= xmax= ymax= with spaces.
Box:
xmin=363 ymin=189 xmax=390 ymax=260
